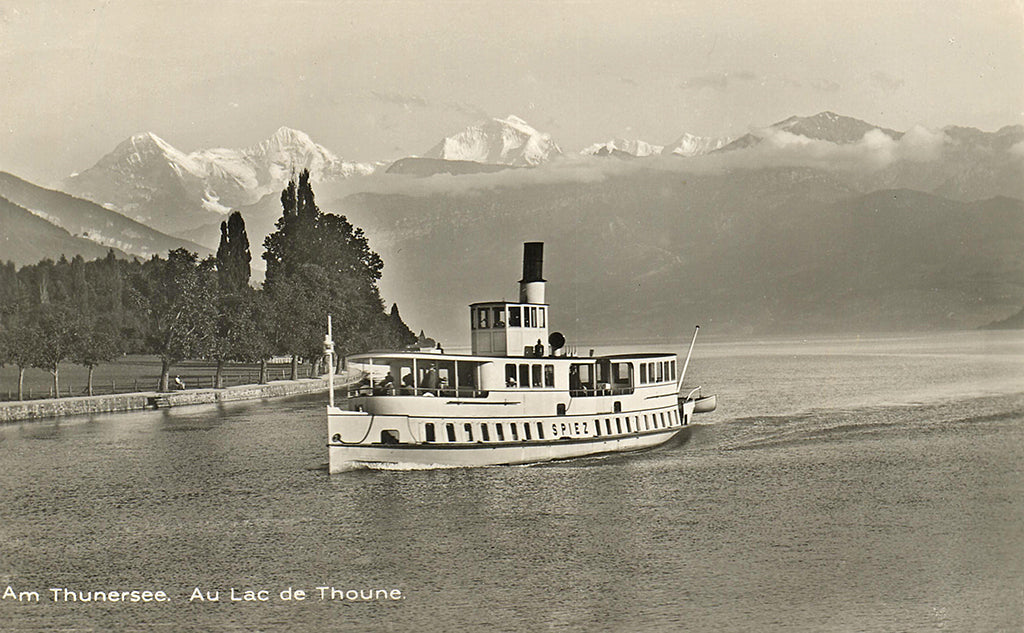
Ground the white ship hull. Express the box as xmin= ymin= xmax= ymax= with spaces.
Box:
xmin=327 ymin=399 xmax=695 ymax=472
xmin=328 ymin=429 xmax=683 ymax=471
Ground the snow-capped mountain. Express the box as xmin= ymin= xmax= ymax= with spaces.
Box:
xmin=63 ymin=127 xmax=375 ymax=234
xmin=581 ymin=139 xmax=664 ymax=158
xmin=663 ymin=133 xmax=733 ymax=157
xmin=720 ymin=111 xmax=902 ymax=151
xmin=424 ymin=115 xmax=562 ymax=166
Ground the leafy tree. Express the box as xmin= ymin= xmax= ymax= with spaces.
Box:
xmin=263 ymin=170 xmax=396 ymax=374
xmin=131 ymin=249 xmax=217 ymax=391
xmin=3 ymin=324 xmax=39 ymax=400
xmin=31 ymin=304 xmax=83 ymax=398
xmin=71 ymin=315 xmax=121 ymax=396
xmin=207 ymin=286 xmax=269 ymax=388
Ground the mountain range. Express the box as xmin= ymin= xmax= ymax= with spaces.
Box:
xmin=61 ymin=127 xmax=376 ymax=235
xmin=4 ymin=110 xmax=1022 ymax=340
xmin=339 ymin=169 xmax=1023 ymax=343
xmin=0 ymin=171 xmax=208 ymax=265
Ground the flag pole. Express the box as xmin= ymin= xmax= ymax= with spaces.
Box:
xmin=676 ymin=325 xmax=700 ymax=394
xmin=324 ymin=315 xmax=335 ymax=408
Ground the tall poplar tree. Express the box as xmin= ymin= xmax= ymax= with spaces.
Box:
xmin=215 ymin=211 xmax=252 ymax=294
xmin=262 ymin=170 xmax=409 ymax=374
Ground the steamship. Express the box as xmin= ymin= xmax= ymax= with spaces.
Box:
xmin=325 ymin=242 xmax=716 ymax=472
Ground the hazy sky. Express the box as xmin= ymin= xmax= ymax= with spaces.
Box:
xmin=2 ymin=0 xmax=1022 ymax=186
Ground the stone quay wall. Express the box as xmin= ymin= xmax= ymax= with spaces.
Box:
xmin=0 ymin=377 xmax=333 ymax=423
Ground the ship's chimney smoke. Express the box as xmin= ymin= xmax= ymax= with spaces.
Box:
xmin=519 ymin=242 xmax=545 ymax=304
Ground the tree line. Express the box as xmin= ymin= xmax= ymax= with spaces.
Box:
xmin=0 ymin=170 xmax=417 ymax=399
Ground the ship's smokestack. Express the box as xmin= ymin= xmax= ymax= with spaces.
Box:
xmin=519 ymin=242 xmax=545 ymax=304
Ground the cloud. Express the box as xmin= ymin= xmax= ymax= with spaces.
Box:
xmin=444 ymin=101 xmax=489 ymax=119
xmin=679 ymin=71 xmax=757 ymax=91
xmin=895 ymin=125 xmax=948 ymax=162
xmin=371 ymin=90 xmax=431 ymax=109
xmin=321 ymin=125 xmax=953 ymax=202
xmin=809 ymin=78 xmax=840 ymax=93
xmin=702 ymin=124 xmax=950 ymax=173
xmin=870 ymin=71 xmax=904 ymax=93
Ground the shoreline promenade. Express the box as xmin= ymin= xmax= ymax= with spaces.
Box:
xmin=0 ymin=376 xmax=339 ymax=423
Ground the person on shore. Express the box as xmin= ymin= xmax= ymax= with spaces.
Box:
xmin=174 ymin=376 xmax=185 ymax=390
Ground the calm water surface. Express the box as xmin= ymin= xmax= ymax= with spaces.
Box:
xmin=1 ymin=330 xmax=1022 ymax=632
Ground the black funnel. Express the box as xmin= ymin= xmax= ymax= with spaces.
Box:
xmin=521 ymin=242 xmax=545 ymax=283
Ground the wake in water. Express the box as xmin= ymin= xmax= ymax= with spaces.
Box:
xmin=711 ymin=392 xmax=1024 ymax=452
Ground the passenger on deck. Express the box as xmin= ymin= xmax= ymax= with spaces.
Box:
xmin=400 ymin=373 xmax=415 ymax=395
xmin=424 ymin=366 xmax=438 ymax=385
xmin=377 ymin=372 xmax=395 ymax=395
xmin=534 ymin=340 xmax=544 ymax=357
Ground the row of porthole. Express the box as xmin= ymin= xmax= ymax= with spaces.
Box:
xmin=421 ymin=408 xmax=681 ymax=444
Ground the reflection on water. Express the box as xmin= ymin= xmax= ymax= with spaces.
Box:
xmin=0 ymin=331 xmax=1022 ymax=631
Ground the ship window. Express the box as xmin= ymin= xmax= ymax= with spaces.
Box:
xmin=532 ymin=364 xmax=542 ymax=387
xmin=644 ymin=414 xmax=650 ymax=430
xmin=481 ymin=424 xmax=490 ymax=442
xmin=425 ymin=423 xmax=436 ymax=443
xmin=536 ymin=422 xmax=544 ymax=439
xmin=457 ymin=361 xmax=483 ymax=396
xmin=464 ymin=423 xmax=473 ymax=442
xmin=544 ymin=364 xmax=554 ymax=387
xmin=510 ymin=424 xmax=518 ymax=440
xmin=613 ymin=418 xmax=620 ymax=434
xmin=530 ymin=307 xmax=537 ymax=327
xmin=659 ymin=412 xmax=666 ymax=427
xmin=595 ymin=419 xmax=602 ymax=436
xmin=446 ymin=423 xmax=456 ymax=442
xmin=670 ymin=360 xmax=676 ymax=381
xmin=656 ymin=363 xmax=663 ymax=382
xmin=492 ymin=307 xmax=505 ymax=328
xmin=505 ymin=364 xmax=518 ymax=388
xmin=557 ymin=403 xmax=566 ymax=416
xmin=508 ymin=306 xmax=522 ymax=327
xmin=524 ymin=423 xmax=532 ymax=440
xmin=381 ymin=430 xmax=400 ymax=444
xmin=625 ymin=417 xmax=632 ymax=433
xmin=496 ymin=424 xmax=505 ymax=441
xmin=614 ymin=401 xmax=621 ymax=413
xmin=538 ymin=307 xmax=545 ymax=327
xmin=640 ymin=364 xmax=647 ymax=384
xmin=477 ymin=308 xmax=489 ymax=329
xmin=519 ymin=364 xmax=530 ymax=388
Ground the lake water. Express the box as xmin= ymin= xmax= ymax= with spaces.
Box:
xmin=1 ymin=330 xmax=1021 ymax=631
